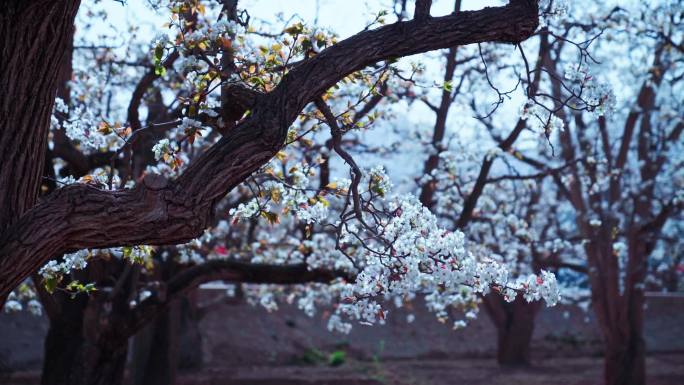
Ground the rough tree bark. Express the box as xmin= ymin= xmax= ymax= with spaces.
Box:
xmin=0 ymin=0 xmax=540 ymax=299
xmin=0 ymin=0 xmax=80 ymax=234
xmin=0 ymin=0 xmax=81 ymax=304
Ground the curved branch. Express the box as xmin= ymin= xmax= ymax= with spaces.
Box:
xmin=127 ymin=51 xmax=180 ymax=132
xmin=456 ymin=30 xmax=547 ymax=228
xmin=168 ymin=260 xmax=353 ymax=294
xmin=121 ymin=260 xmax=352 ymax=340
xmin=418 ymin=0 xmax=463 ymax=207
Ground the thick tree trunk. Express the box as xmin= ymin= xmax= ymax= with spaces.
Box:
xmin=0 ymin=1 xmax=80 ymax=232
xmin=602 ymin=303 xmax=646 ymax=385
xmin=483 ymin=293 xmax=542 ymax=367
xmin=79 ymin=345 xmax=128 ymax=385
xmin=0 ymin=0 xmax=81 ymax=307
xmin=38 ymin=259 xmax=135 ymax=385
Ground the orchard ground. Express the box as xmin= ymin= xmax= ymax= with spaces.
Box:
xmin=4 ymin=355 xmax=683 ymax=385
xmin=2 ymin=290 xmax=683 ymax=384
xmin=173 ymin=355 xmax=684 ymax=385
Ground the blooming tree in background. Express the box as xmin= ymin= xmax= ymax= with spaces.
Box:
xmin=397 ymin=0 xmax=683 ymax=383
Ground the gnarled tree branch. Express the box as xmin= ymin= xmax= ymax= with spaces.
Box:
xmin=121 ymin=260 xmax=353 ymax=339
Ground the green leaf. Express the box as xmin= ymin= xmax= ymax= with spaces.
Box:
xmin=44 ymin=276 xmax=61 ymax=294
xmin=328 ymin=350 xmax=346 ymax=367
xmin=83 ymin=283 xmax=97 ymax=293
xmin=122 ymin=246 xmax=133 ymax=259
xmin=65 ymin=280 xmax=98 ymax=296
xmin=249 ymin=77 xmax=266 ymax=88
xmin=154 ymin=65 xmax=166 ymax=76
xmin=284 ymin=22 xmax=305 ymax=36
xmin=154 ymin=45 xmax=164 ymax=61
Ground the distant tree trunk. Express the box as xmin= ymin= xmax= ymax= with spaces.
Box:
xmin=603 ymin=318 xmax=646 ymax=385
xmin=73 ymin=346 xmax=128 ymax=385
xmin=41 ymin=294 xmax=129 ymax=385
xmin=43 ymin=335 xmax=127 ymax=385
xmin=590 ymin=241 xmax=648 ymax=385
xmin=41 ymin=296 xmax=88 ymax=385
xmin=43 ymin=322 xmax=128 ymax=385
xmin=483 ymin=292 xmax=542 ymax=366
xmin=177 ymin=293 xmax=205 ymax=371
xmin=131 ymin=293 xmax=206 ymax=385
xmin=132 ymin=299 xmax=181 ymax=385
xmin=595 ymin=288 xmax=646 ymax=385
xmin=38 ymin=259 xmax=136 ymax=385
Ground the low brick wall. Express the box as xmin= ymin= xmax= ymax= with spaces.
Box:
xmin=195 ymin=291 xmax=684 ymax=366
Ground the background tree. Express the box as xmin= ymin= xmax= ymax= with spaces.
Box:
xmin=386 ymin=0 xmax=586 ymax=367
xmin=401 ymin=1 xmax=683 ymax=384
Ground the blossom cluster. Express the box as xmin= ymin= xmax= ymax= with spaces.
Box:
xmin=3 ymin=283 xmax=42 ymax=316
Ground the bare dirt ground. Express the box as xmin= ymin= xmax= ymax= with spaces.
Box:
xmin=3 ymin=354 xmax=682 ymax=384
xmin=173 ymin=354 xmax=684 ymax=385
